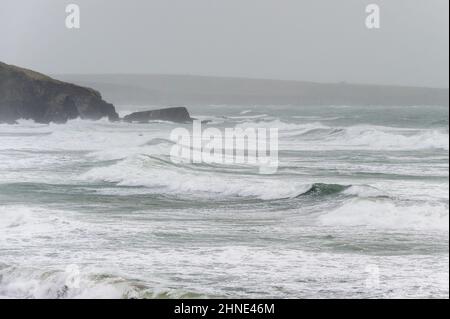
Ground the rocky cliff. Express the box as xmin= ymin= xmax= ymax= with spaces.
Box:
xmin=0 ymin=62 xmax=119 ymax=124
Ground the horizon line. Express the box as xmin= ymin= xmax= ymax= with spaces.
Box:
xmin=51 ymin=72 xmax=450 ymax=91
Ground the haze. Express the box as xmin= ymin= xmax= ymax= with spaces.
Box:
xmin=1 ymin=0 xmax=448 ymax=88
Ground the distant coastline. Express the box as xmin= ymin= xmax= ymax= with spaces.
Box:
xmin=55 ymin=73 xmax=449 ymax=107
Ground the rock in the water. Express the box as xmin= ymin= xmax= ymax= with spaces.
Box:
xmin=123 ymin=107 xmax=193 ymax=123
xmin=0 ymin=61 xmax=119 ymax=124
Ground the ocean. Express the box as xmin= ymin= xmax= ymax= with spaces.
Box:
xmin=0 ymin=104 xmax=448 ymax=299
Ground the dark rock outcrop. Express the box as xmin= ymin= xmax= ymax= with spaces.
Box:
xmin=123 ymin=107 xmax=193 ymax=123
xmin=0 ymin=62 xmax=119 ymax=124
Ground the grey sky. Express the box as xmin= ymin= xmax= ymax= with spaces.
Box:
xmin=1 ymin=0 xmax=448 ymax=87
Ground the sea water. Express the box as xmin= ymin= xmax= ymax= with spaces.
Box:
xmin=0 ymin=104 xmax=448 ymax=298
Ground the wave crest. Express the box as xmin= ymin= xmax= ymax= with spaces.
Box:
xmin=318 ymin=199 xmax=449 ymax=231
xmin=0 ymin=265 xmax=207 ymax=299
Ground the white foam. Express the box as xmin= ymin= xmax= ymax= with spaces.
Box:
xmin=343 ymin=185 xmax=387 ymax=198
xmin=80 ymin=155 xmax=308 ymax=200
xmin=336 ymin=126 xmax=449 ymax=151
xmin=228 ymin=114 xmax=269 ymax=120
xmin=0 ymin=266 xmax=147 ymax=299
xmin=0 ymin=205 xmax=88 ymax=247
xmin=0 ymin=118 xmax=167 ymax=152
xmin=236 ymin=119 xmax=327 ymax=132
xmin=319 ymin=199 xmax=449 ymax=231
xmin=233 ymin=120 xmax=449 ymax=151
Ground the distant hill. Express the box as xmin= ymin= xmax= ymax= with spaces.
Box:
xmin=55 ymin=74 xmax=449 ymax=107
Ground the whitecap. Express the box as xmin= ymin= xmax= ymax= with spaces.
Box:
xmin=318 ymin=199 xmax=449 ymax=231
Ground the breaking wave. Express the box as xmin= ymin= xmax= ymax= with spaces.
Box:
xmin=0 ymin=265 xmax=207 ymax=299
xmin=298 ymin=183 xmax=350 ymax=197
xmin=330 ymin=126 xmax=449 ymax=151
xmin=81 ymin=155 xmax=305 ymax=200
xmin=318 ymin=199 xmax=449 ymax=231
xmin=80 ymin=154 xmax=388 ymax=200
xmin=235 ymin=120 xmax=448 ymax=150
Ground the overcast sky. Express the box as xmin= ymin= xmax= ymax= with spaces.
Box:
xmin=1 ymin=0 xmax=448 ymax=87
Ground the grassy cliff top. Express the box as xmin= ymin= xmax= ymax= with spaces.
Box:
xmin=0 ymin=61 xmax=100 ymax=97
xmin=0 ymin=61 xmax=56 ymax=82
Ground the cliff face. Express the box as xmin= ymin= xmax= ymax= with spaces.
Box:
xmin=0 ymin=62 xmax=119 ymax=124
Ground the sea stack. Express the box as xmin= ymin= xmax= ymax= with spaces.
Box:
xmin=123 ymin=107 xmax=193 ymax=123
xmin=0 ymin=61 xmax=119 ymax=124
